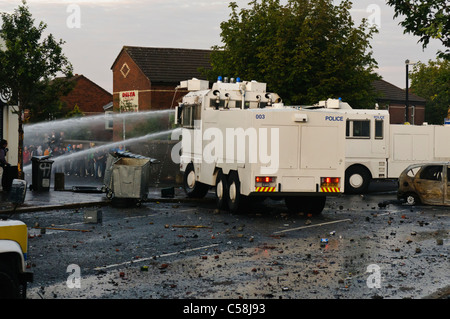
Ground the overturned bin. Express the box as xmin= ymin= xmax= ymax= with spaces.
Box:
xmin=109 ymin=157 xmax=151 ymax=206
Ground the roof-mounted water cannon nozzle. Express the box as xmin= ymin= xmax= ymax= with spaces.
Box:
xmin=213 ymin=89 xmax=221 ymax=110
xmin=265 ymin=93 xmax=272 ymax=106
xmin=256 ymin=95 xmax=261 ymax=108
xmin=225 ymin=93 xmax=230 ymax=109
xmin=239 ymin=82 xmax=247 ymax=109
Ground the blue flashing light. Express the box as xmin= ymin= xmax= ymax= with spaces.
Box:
xmin=236 ymin=77 xmax=241 ymax=83
xmin=218 ymin=76 xmax=223 ymax=82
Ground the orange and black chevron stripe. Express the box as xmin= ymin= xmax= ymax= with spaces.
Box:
xmin=255 ymin=187 xmax=276 ymax=192
xmin=320 ymin=187 xmax=340 ymax=193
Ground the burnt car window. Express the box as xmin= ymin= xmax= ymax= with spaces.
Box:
xmin=448 ymin=166 xmax=450 ymax=182
xmin=419 ymin=165 xmax=443 ymax=181
xmin=407 ymin=167 xmax=420 ymax=177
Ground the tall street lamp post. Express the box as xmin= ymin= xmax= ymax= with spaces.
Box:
xmin=405 ymin=59 xmax=417 ymax=124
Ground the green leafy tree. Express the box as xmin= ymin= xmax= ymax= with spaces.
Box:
xmin=410 ymin=59 xmax=450 ymax=124
xmin=386 ymin=0 xmax=449 ymax=60
xmin=205 ymin=0 xmax=380 ymax=108
xmin=26 ymin=78 xmax=76 ymax=123
xmin=65 ymin=104 xmax=84 ymax=119
xmin=0 ymin=1 xmax=73 ymax=178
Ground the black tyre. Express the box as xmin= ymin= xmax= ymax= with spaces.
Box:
xmin=0 ymin=262 xmax=20 ymax=299
xmin=215 ymin=169 xmax=228 ymax=210
xmin=285 ymin=196 xmax=305 ymax=214
xmin=285 ymin=196 xmax=326 ymax=215
xmin=227 ymin=171 xmax=241 ymax=213
xmin=307 ymin=196 xmax=326 ymax=215
xmin=183 ymin=163 xmax=209 ymax=198
xmin=345 ymin=166 xmax=371 ymax=194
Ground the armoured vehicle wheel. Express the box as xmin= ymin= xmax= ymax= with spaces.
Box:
xmin=285 ymin=196 xmax=326 ymax=215
xmin=227 ymin=171 xmax=241 ymax=213
xmin=215 ymin=170 xmax=228 ymax=210
xmin=183 ymin=163 xmax=209 ymax=198
xmin=345 ymin=166 xmax=371 ymax=194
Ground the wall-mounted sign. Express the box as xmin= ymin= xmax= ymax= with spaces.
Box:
xmin=119 ymin=90 xmax=138 ymax=112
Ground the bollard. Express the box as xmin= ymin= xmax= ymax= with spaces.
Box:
xmin=54 ymin=172 xmax=65 ymax=191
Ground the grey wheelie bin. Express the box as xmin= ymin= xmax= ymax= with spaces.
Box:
xmin=108 ymin=157 xmax=151 ymax=206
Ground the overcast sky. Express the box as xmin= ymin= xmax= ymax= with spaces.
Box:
xmin=0 ymin=0 xmax=446 ymax=94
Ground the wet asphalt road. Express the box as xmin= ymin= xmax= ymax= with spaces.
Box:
xmin=15 ymin=180 xmax=449 ymax=301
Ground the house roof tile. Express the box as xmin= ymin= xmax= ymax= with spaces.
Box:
xmin=113 ymin=46 xmax=211 ymax=83
xmin=373 ymin=79 xmax=426 ymax=104
xmin=112 ymin=47 xmax=427 ymax=107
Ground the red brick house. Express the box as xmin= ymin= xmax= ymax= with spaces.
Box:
xmin=111 ymin=46 xmax=211 ymax=113
xmin=372 ymin=79 xmax=427 ymax=125
xmin=53 ymin=74 xmax=113 ymax=141
xmin=60 ymin=74 xmax=113 ymax=116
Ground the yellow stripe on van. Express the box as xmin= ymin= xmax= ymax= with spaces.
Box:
xmin=0 ymin=223 xmax=28 ymax=255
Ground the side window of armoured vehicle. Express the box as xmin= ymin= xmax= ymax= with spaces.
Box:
xmin=182 ymin=104 xmax=200 ymax=128
xmin=375 ymin=120 xmax=384 ymax=139
xmin=346 ymin=120 xmax=370 ymax=139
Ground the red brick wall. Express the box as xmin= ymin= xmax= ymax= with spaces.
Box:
xmin=111 ymin=51 xmax=190 ymax=141
xmin=388 ymin=104 xmax=425 ymax=125
xmin=112 ymin=51 xmax=151 ymax=112
xmin=112 ymin=51 xmax=189 ymax=111
xmin=112 ymin=51 xmax=151 ymax=141
xmin=60 ymin=75 xmax=112 ymax=115
xmin=150 ymin=83 xmax=188 ymax=109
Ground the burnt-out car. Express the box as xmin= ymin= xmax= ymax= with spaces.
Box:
xmin=398 ymin=162 xmax=450 ymax=206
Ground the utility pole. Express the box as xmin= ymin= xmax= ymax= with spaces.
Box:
xmin=405 ymin=59 xmax=409 ymax=124
xmin=405 ymin=59 xmax=417 ymax=124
